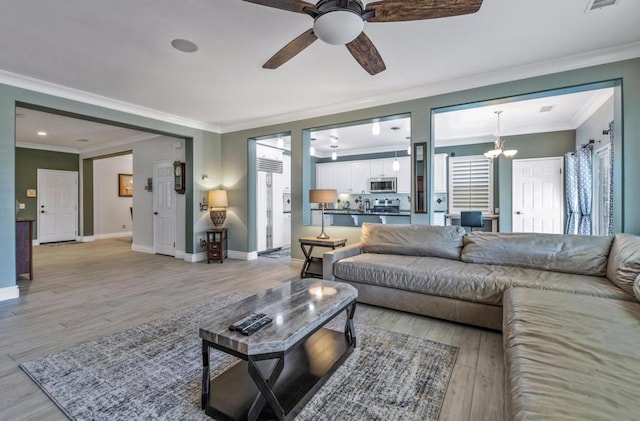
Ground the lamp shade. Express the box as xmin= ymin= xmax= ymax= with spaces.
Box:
xmin=208 ymin=190 xmax=228 ymax=208
xmin=309 ymin=189 xmax=337 ymax=204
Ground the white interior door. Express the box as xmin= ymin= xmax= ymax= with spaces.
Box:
xmin=153 ymin=161 xmax=175 ymax=256
xmin=512 ymin=157 xmax=564 ymax=234
xmin=37 ymin=169 xmax=78 ymax=243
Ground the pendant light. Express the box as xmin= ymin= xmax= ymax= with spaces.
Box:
xmin=484 ymin=111 xmax=517 ymax=159
xmin=372 ymin=122 xmax=380 ymax=136
xmin=331 ymin=144 xmax=338 ymax=160
xmin=392 ymin=151 xmax=400 ymax=171
xmin=406 ymin=136 xmax=411 ymax=155
xmin=276 ymin=136 xmax=284 ymax=148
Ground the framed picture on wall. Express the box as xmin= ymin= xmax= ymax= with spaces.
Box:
xmin=118 ymin=173 xmax=133 ymax=197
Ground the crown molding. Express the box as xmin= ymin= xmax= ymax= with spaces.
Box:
xmin=15 ymin=141 xmax=79 ymax=154
xmin=0 ymin=70 xmax=220 ymax=133
xmin=570 ymin=89 xmax=614 ymax=129
xmin=219 ymin=41 xmax=640 ymax=133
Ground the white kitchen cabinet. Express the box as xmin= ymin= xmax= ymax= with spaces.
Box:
xmin=282 ymin=213 xmax=291 ymax=247
xmin=433 ymin=153 xmax=448 ymax=194
xmin=370 ymin=159 xmax=396 ymax=178
xmin=316 ymin=162 xmax=334 ymax=189
xmin=397 ymin=156 xmax=411 ymax=193
xmin=311 ymin=210 xmax=331 ymax=226
xmin=282 ymin=155 xmax=291 ymax=191
xmin=333 ymin=161 xmax=352 ymax=193
xmin=350 ymin=161 xmax=371 ymax=194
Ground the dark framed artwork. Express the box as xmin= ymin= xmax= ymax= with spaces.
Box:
xmin=118 ymin=173 xmax=133 ymax=197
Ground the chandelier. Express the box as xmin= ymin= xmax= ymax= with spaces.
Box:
xmin=484 ymin=111 xmax=517 ymax=159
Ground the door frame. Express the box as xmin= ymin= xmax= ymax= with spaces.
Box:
xmin=511 ymin=156 xmax=564 ymax=233
xmin=37 ymin=169 xmax=79 ymax=243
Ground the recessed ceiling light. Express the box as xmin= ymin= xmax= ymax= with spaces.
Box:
xmin=539 ymin=105 xmax=554 ymax=113
xmin=171 ymin=38 xmax=198 ymax=53
xmin=37 ymin=131 xmax=47 ymax=136
xmin=76 ymin=138 xmax=90 ymax=143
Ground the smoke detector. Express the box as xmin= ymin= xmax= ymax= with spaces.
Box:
xmin=585 ymin=0 xmax=620 ymax=12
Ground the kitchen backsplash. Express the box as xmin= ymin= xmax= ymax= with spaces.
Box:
xmin=334 ymin=193 xmax=412 ymax=211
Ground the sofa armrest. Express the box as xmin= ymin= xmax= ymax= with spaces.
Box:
xmin=323 ymin=243 xmax=362 ymax=281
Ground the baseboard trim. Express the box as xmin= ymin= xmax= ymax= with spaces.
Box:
xmin=78 ymin=236 xmax=95 ymax=242
xmin=95 ymin=232 xmax=132 ymax=240
xmin=32 ymin=239 xmax=40 ymax=246
xmin=0 ymin=286 xmax=19 ymax=302
xmin=131 ymin=244 xmax=155 ymax=254
xmin=229 ymin=250 xmax=258 ymax=261
xmin=184 ymin=252 xmax=207 ymax=263
xmin=175 ymin=250 xmax=185 ymax=259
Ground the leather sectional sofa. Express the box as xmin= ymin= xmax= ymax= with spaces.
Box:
xmin=322 ymin=223 xmax=640 ymax=419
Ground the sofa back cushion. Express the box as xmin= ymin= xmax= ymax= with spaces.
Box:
xmin=461 ymin=232 xmax=613 ymax=276
xmin=360 ymin=223 xmax=466 ymax=260
xmin=607 ymin=233 xmax=640 ymax=296
xmin=635 ymin=276 xmax=640 ymax=302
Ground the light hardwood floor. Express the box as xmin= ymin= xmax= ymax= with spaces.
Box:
xmin=0 ymin=238 xmax=504 ymax=420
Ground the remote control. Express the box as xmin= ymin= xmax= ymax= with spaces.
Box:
xmin=229 ymin=313 xmax=268 ymax=332
xmin=241 ymin=315 xmax=272 ymax=336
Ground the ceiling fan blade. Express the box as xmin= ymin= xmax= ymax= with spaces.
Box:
xmin=242 ymin=0 xmax=315 ymax=14
xmin=365 ymin=0 xmax=483 ymax=23
xmin=346 ymin=32 xmax=386 ymax=76
xmin=263 ymin=29 xmax=318 ymax=69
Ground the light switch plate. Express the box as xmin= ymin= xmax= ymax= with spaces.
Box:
xmin=19 ymin=203 xmax=26 ymax=209
xmin=26 ymin=189 xmax=37 ymax=197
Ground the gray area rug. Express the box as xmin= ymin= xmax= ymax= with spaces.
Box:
xmin=21 ymin=293 xmax=458 ymax=420
xmin=259 ymin=247 xmax=291 ymax=259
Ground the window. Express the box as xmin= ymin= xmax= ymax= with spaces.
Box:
xmin=448 ymin=155 xmax=493 ymax=214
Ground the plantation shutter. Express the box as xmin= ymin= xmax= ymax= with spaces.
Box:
xmin=448 ymin=155 xmax=493 ymax=214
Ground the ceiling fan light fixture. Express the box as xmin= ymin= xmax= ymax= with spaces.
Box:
xmin=313 ymin=10 xmax=364 ymax=45
xmin=503 ymin=149 xmax=518 ymax=158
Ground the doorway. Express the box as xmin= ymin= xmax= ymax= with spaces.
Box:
xmin=512 ymin=157 xmax=564 ymax=234
xmin=37 ymin=169 xmax=78 ymax=243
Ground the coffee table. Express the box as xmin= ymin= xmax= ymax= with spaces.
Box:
xmin=199 ymin=279 xmax=357 ymax=421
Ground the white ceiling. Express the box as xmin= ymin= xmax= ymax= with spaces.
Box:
xmin=15 ymin=107 xmax=161 ymax=154
xmin=0 ymin=1 xmax=638 ymax=133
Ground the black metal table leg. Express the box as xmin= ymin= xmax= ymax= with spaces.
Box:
xmin=247 ymin=354 xmax=286 ymax=421
xmin=201 ymin=340 xmax=210 ymax=410
xmin=344 ymin=301 xmax=357 ymax=348
xmin=299 ymin=243 xmax=315 ymax=277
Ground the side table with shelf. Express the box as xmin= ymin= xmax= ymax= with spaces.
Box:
xmin=299 ymin=236 xmax=347 ymax=278
xmin=206 ymin=228 xmax=228 ymax=264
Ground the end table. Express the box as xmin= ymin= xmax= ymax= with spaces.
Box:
xmin=206 ymin=228 xmax=228 ymax=264
xmin=299 ymin=236 xmax=347 ymax=278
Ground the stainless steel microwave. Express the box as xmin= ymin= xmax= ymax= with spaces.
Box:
xmin=369 ymin=177 xmax=397 ymax=193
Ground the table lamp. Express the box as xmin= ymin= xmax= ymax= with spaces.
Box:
xmin=309 ymin=189 xmax=337 ymax=239
xmin=209 ymin=190 xmax=228 ymax=227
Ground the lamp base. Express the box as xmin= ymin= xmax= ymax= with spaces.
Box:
xmin=210 ymin=209 xmax=226 ymax=227
xmin=316 ymin=233 xmax=330 ymax=239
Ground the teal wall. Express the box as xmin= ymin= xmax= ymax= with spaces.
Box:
xmin=221 ymin=58 xmax=640 ymax=260
xmin=0 ymin=84 xmax=221 ymax=289
xmin=15 ymin=148 xmax=80 ymax=239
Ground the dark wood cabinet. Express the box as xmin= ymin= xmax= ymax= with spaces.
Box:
xmin=16 ymin=220 xmax=33 ymax=280
xmin=206 ymin=228 xmax=228 ymax=264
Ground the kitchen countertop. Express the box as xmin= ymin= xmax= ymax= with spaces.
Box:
xmin=321 ymin=209 xmax=411 ymax=216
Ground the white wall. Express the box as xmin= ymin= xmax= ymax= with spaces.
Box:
xmin=93 ymin=155 xmax=133 ymax=237
xmin=576 ymin=96 xmax=614 ymax=148
xmin=132 ymin=136 xmax=186 ymax=254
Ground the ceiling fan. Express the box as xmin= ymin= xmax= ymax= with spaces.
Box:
xmin=243 ymin=0 xmax=483 ymax=75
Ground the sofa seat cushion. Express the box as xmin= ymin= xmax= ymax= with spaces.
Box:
xmin=333 ymin=253 xmax=633 ymax=306
xmin=503 ymin=288 xmax=640 ymax=420
xmin=461 ymin=232 xmax=613 ymax=276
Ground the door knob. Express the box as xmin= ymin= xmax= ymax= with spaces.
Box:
xmin=41 ymin=210 xmax=45 ymax=213
xmin=515 ymin=211 xmax=524 ymax=215
xmin=153 ymin=212 xmax=158 ymax=215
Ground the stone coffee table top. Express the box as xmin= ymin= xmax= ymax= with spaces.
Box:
xmin=199 ymin=279 xmax=357 ymax=355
